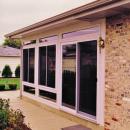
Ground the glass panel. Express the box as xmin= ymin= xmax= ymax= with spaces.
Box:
xmin=39 ymin=35 xmax=58 ymax=43
xmin=62 ymin=44 xmax=76 ymax=109
xmin=39 ymin=47 xmax=46 ymax=85
xmin=39 ymin=90 xmax=56 ymax=102
xmin=23 ymin=49 xmax=28 ymax=81
xmin=62 ymin=27 xmax=99 ymax=39
xmin=29 ymin=48 xmax=35 ymax=83
xmin=78 ymin=40 xmax=97 ymax=116
xmin=47 ymin=45 xmax=56 ymax=88
xmin=24 ymin=85 xmax=35 ymax=94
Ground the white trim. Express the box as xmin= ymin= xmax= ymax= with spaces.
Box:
xmin=38 ymin=42 xmax=57 ymax=47
xmin=23 ymin=44 xmax=36 ymax=49
xmin=38 ymin=43 xmax=56 ymax=91
xmin=38 ymin=85 xmax=56 ymax=93
xmin=22 ymin=81 xmax=35 ymax=88
xmin=61 ymin=33 xmax=99 ymax=43
xmin=96 ymin=19 xmax=106 ymax=125
xmin=22 ymin=91 xmax=58 ymax=109
xmin=60 ymin=25 xmax=104 ymax=124
xmin=56 ymin=34 xmax=62 ymax=106
xmin=35 ymin=45 xmax=39 ymax=97
xmin=20 ymin=47 xmax=23 ymax=97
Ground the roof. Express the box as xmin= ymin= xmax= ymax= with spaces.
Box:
xmin=0 ymin=46 xmax=21 ymax=57
xmin=5 ymin=0 xmax=130 ymax=39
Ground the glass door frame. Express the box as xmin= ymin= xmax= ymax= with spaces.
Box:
xmin=60 ymin=32 xmax=100 ymax=122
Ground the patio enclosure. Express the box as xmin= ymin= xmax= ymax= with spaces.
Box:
xmin=22 ymin=23 xmax=105 ymax=125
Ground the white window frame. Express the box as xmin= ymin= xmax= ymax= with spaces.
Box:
xmin=21 ymin=19 xmax=105 ymax=125
xmin=22 ymin=44 xmax=36 ymax=93
xmin=59 ymin=25 xmax=104 ymax=124
xmin=37 ymin=39 xmax=57 ymax=101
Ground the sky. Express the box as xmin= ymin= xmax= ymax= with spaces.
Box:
xmin=0 ymin=0 xmax=95 ymax=44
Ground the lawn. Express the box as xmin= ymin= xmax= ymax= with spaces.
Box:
xmin=0 ymin=78 xmax=20 ymax=90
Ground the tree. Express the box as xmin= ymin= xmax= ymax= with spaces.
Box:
xmin=15 ymin=65 xmax=20 ymax=77
xmin=2 ymin=65 xmax=12 ymax=78
xmin=3 ymin=38 xmax=21 ymax=49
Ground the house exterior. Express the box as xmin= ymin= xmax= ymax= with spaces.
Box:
xmin=5 ymin=0 xmax=130 ymax=130
xmin=0 ymin=46 xmax=20 ymax=77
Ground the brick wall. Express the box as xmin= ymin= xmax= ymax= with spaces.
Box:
xmin=105 ymin=13 xmax=130 ymax=130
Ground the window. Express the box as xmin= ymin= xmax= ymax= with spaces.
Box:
xmin=39 ymin=35 xmax=58 ymax=43
xmin=62 ymin=27 xmax=99 ymax=39
xmin=39 ymin=47 xmax=46 ymax=85
xmin=23 ymin=49 xmax=28 ymax=81
xmin=24 ymin=40 xmax=36 ymax=46
xmin=24 ymin=85 xmax=35 ymax=95
xmin=39 ymin=45 xmax=56 ymax=88
xmin=23 ymin=48 xmax=35 ymax=83
xmin=39 ymin=90 xmax=56 ymax=102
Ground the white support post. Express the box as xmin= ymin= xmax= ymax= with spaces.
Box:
xmin=35 ymin=44 xmax=39 ymax=97
xmin=97 ymin=19 xmax=106 ymax=126
xmin=56 ymin=34 xmax=62 ymax=108
xmin=20 ymin=45 xmax=23 ymax=98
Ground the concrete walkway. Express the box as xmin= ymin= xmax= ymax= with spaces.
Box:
xmin=0 ymin=90 xmax=77 ymax=130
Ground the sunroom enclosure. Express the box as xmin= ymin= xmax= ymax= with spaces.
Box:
xmin=21 ymin=20 xmax=105 ymax=125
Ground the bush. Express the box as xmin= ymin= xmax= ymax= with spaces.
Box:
xmin=8 ymin=84 xmax=17 ymax=90
xmin=0 ymin=98 xmax=32 ymax=130
xmin=2 ymin=65 xmax=12 ymax=78
xmin=15 ymin=65 xmax=20 ymax=78
xmin=0 ymin=84 xmax=5 ymax=91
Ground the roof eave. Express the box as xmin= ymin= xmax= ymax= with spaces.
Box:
xmin=5 ymin=0 xmax=130 ymax=38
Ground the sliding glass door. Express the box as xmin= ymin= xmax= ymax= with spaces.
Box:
xmin=62 ymin=40 xmax=97 ymax=118
xmin=78 ymin=40 xmax=97 ymax=117
xmin=62 ymin=44 xmax=76 ymax=109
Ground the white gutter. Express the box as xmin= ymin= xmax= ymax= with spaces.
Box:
xmin=5 ymin=0 xmax=130 ymax=38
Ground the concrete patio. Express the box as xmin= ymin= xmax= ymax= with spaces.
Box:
xmin=0 ymin=90 xmax=77 ymax=130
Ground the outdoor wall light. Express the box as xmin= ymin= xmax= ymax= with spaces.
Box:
xmin=99 ymin=36 xmax=105 ymax=53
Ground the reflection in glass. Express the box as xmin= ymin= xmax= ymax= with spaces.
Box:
xmin=47 ymin=45 xmax=56 ymax=88
xmin=39 ymin=47 xmax=46 ymax=85
xmin=62 ymin=44 xmax=76 ymax=109
xmin=23 ymin=49 xmax=28 ymax=81
xmin=78 ymin=40 xmax=97 ymax=116
xmin=29 ymin=48 xmax=35 ymax=83
xmin=39 ymin=90 xmax=56 ymax=102
xmin=39 ymin=45 xmax=56 ymax=88
xmin=24 ymin=85 xmax=35 ymax=95
xmin=62 ymin=27 xmax=99 ymax=39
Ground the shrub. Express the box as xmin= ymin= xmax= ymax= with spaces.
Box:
xmin=0 ymin=98 xmax=32 ymax=130
xmin=0 ymin=84 xmax=5 ymax=91
xmin=8 ymin=84 xmax=17 ymax=90
xmin=2 ymin=65 xmax=12 ymax=78
xmin=15 ymin=65 xmax=20 ymax=78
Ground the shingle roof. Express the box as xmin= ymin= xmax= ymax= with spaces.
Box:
xmin=0 ymin=46 xmax=21 ymax=57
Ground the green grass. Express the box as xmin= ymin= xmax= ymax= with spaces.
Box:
xmin=0 ymin=78 xmax=20 ymax=90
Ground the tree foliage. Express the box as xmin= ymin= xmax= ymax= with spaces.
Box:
xmin=3 ymin=38 xmax=21 ymax=49
xmin=2 ymin=65 xmax=12 ymax=78
xmin=15 ymin=65 xmax=20 ymax=78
